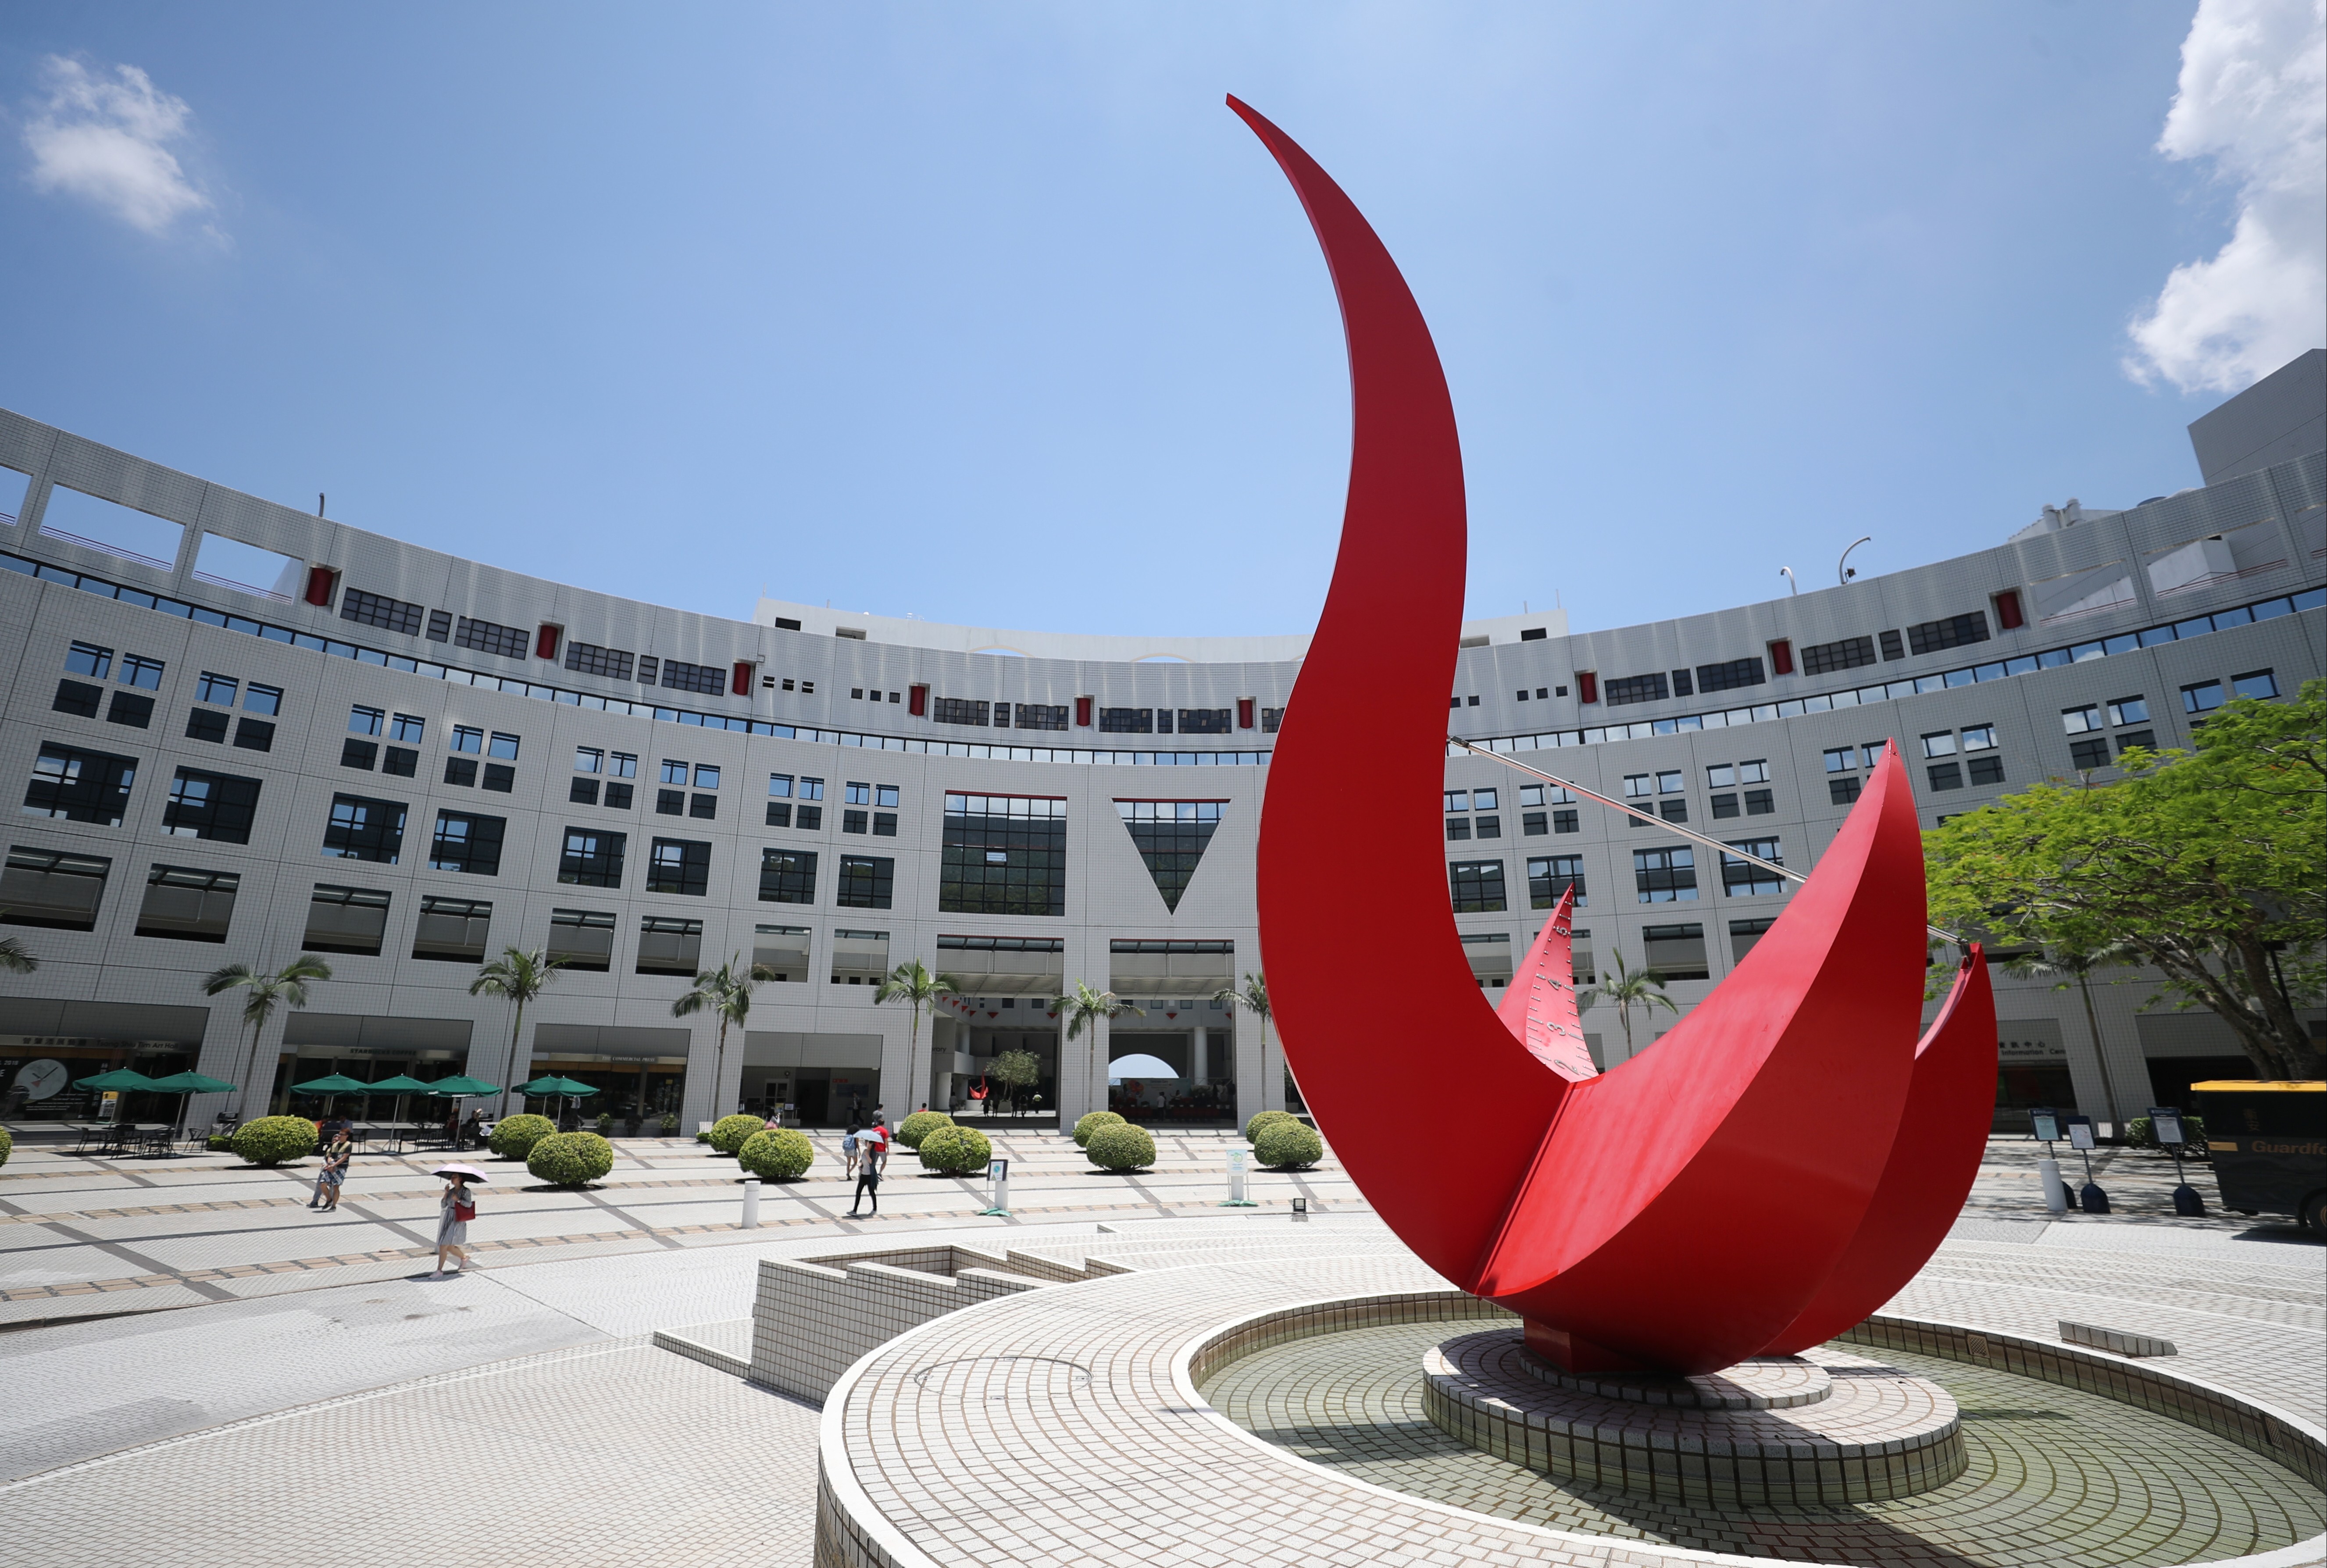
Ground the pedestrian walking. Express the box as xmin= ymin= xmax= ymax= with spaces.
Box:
xmin=310 ymin=1129 xmax=352 ymax=1211
xmin=847 ymin=1137 xmax=882 ymax=1217
xmin=432 ymin=1170 xmax=479 ymax=1277
xmin=842 ymin=1122 xmax=861 ymax=1179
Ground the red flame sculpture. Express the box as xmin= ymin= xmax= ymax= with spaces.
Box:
xmin=1235 ymin=96 xmax=1996 ymax=1375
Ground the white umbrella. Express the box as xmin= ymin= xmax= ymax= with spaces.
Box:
xmin=1107 ymin=1054 xmax=1179 ymax=1083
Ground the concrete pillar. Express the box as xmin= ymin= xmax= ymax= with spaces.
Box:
xmin=1191 ymin=1025 xmax=1208 ymax=1087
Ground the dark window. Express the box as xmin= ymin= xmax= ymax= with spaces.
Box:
xmin=1710 ymin=793 xmax=1739 ymax=819
xmin=843 ymin=809 xmax=868 ymax=834
xmin=382 ymin=746 xmax=418 ymax=777
xmin=689 ymin=793 xmax=717 ymax=820
xmin=1695 ymin=658 xmax=1765 ymax=693
xmin=454 ymin=616 xmax=528 ymax=659
xmin=796 ymin=804 xmax=823 ymax=830
xmin=1927 ymin=761 xmax=1964 ymax=790
xmin=429 ymin=811 xmax=505 ymax=876
xmin=1449 ymin=859 xmax=1506 ymax=912
xmin=1445 ymin=817 xmax=1470 ymax=841
xmin=411 ymin=895 xmax=492 ymax=963
xmin=636 ymin=656 xmax=658 ymax=685
xmin=340 ymin=588 xmax=425 ymax=636
xmin=546 ymin=907 xmax=616 ymax=971
xmin=1967 ymin=754 xmax=2006 ymax=784
xmin=323 ymin=793 xmax=407 ymax=863
xmin=563 ymin=641 xmax=634 ymax=680
xmin=1475 ymin=816 xmax=1502 ymax=839
xmin=1721 ymin=837 xmax=1785 ymax=896
xmin=1098 ymin=706 xmax=1153 ymax=733
xmin=51 ymin=679 xmax=102 ymax=718
xmin=1829 ymin=776 xmax=1861 ymax=805
xmin=1800 ymin=636 xmax=1877 ymax=676
xmin=2068 ymin=738 xmax=2109 ymax=770
xmin=1671 ymin=669 xmax=1694 ymax=698
xmin=1906 ymin=612 xmax=1989 ymax=656
xmin=232 ymin=717 xmax=275 ymax=752
xmin=647 ymin=837 xmax=711 ymax=896
xmin=1521 ymin=812 xmax=1547 ymax=836
xmin=1553 ymin=809 xmax=1579 ymax=834
xmin=1642 ymin=922 xmax=1710 ymax=981
xmin=571 ymin=777 xmax=600 ymax=805
xmin=1177 ymin=708 xmax=1232 ymax=734
xmin=445 ymin=757 xmax=478 ymax=788
xmin=136 ymin=864 xmax=239 ymax=943
xmin=1634 ymin=846 xmax=1698 ymax=903
xmin=0 ymin=846 xmax=111 ymax=930
xmin=933 ymin=698 xmax=990 ymax=726
xmin=1014 ymin=703 xmax=1069 ymax=731
xmin=25 ymin=744 xmax=137 ymax=826
xmin=1729 ymin=916 xmax=1778 ymax=962
xmin=837 ymin=855 xmax=895 ymax=909
xmin=482 ymin=763 xmax=515 ymax=793
xmin=1528 ymin=855 xmax=1585 ymax=909
xmin=559 ymin=828 xmax=625 ymax=887
xmin=1658 ymin=799 xmax=1688 ymax=824
xmin=1115 ymin=799 xmax=1224 ymax=912
xmin=759 ymin=848 xmax=818 ymax=904
xmin=2111 ymin=733 xmax=2153 ymax=758
xmin=604 ymin=781 xmax=634 ymax=809
xmin=1604 ymin=672 xmax=1669 ymax=706
xmin=1879 ymin=629 xmax=1905 ymax=661
xmin=425 ymin=609 xmax=452 ymax=641
xmin=872 ymin=812 xmax=897 ymax=837
xmin=660 ymin=658 xmax=725 ymax=696
xmin=163 ymin=767 xmax=260 ymax=843
xmin=184 ymin=708 xmax=229 ymax=743
xmin=636 ymin=916 xmax=704 ymax=976
xmin=341 ymin=738 xmax=378 ymax=770
xmin=656 ymin=788 xmax=685 ymax=815
xmin=1744 ymin=789 xmax=1774 ymax=816
xmin=303 ymin=884 xmax=391 ymax=956
xmin=105 ymin=691 xmax=153 ymax=728
xmin=940 ymin=793 xmax=1066 ymax=916
xmin=765 ymin=801 xmax=792 ymax=827
xmin=1260 ymin=707 xmax=1284 ymax=733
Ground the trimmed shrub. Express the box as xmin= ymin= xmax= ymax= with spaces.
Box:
xmin=919 ymin=1124 xmax=992 ymax=1176
xmin=528 ymin=1130 xmax=614 ymax=1186
xmin=488 ymin=1113 xmax=557 ymax=1160
xmin=2124 ymin=1114 xmax=2207 ymax=1151
xmin=0 ymin=1126 xmax=11 ymax=1168
xmin=695 ymin=1129 xmax=712 ymax=1143
xmin=1086 ymin=1122 xmax=1156 ymax=1172
xmin=206 ymin=1133 xmax=233 ymax=1152
xmin=1073 ymin=1110 xmax=1125 ymax=1147
xmin=1255 ymin=1121 xmax=1324 ymax=1170
xmin=232 ymin=1115 xmax=318 ymax=1167
xmin=659 ymin=1113 xmax=679 ymax=1134
xmin=896 ymin=1110 xmax=953 ymax=1150
xmin=738 ymin=1126 xmax=814 ymax=1180
xmin=595 ymin=1112 xmax=615 ymax=1134
xmin=1245 ymin=1110 xmax=1299 ymax=1143
xmin=710 ymin=1113 xmax=765 ymax=1155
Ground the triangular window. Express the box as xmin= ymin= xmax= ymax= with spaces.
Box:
xmin=1115 ymin=799 xmax=1224 ymax=912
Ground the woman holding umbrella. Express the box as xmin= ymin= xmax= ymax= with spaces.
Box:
xmin=431 ymin=1164 xmax=485 ymax=1277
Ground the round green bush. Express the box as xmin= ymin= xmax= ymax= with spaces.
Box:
xmin=2124 ymin=1114 xmax=2207 ymax=1151
xmin=0 ymin=1126 xmax=12 ymax=1168
xmin=206 ymin=1133 xmax=234 ymax=1152
xmin=1073 ymin=1110 xmax=1125 ymax=1147
xmin=528 ymin=1130 xmax=614 ymax=1186
xmin=738 ymin=1126 xmax=814 ymax=1180
xmin=710 ymin=1113 xmax=765 ymax=1155
xmin=896 ymin=1110 xmax=953 ymax=1149
xmin=1085 ymin=1122 xmax=1156 ymax=1172
xmin=1245 ymin=1109 xmax=1299 ymax=1143
xmin=918 ymin=1124 xmax=993 ymax=1175
xmin=1254 ymin=1120 xmax=1323 ymax=1170
xmin=232 ymin=1115 xmax=317 ymax=1167
xmin=488 ymin=1113 xmax=557 ymax=1160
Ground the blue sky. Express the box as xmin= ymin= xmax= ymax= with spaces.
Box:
xmin=2 ymin=3 xmax=2320 ymax=638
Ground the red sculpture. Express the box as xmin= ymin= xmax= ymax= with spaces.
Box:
xmin=1236 ymin=95 xmax=1996 ymax=1375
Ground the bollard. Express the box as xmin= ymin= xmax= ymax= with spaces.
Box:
xmin=1292 ymin=1196 xmax=1309 ymax=1223
xmin=2038 ymin=1157 xmax=2068 ymax=1215
xmin=980 ymin=1157 xmax=1010 ymax=1218
xmin=741 ymin=1176 xmax=761 ymax=1229
xmin=1222 ymin=1147 xmax=1256 ymax=1207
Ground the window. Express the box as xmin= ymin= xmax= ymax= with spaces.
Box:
xmin=1634 ymin=846 xmax=1698 ymax=902
xmin=1261 ymin=707 xmax=1285 ymax=733
xmin=844 ymin=808 xmax=870 ymax=834
xmin=157 ymin=767 xmax=260 ymax=843
xmin=636 ymin=656 xmax=658 ymax=684
xmin=1553 ymin=808 xmax=1579 ymax=833
xmin=563 ymin=641 xmax=633 ymax=681
xmin=426 ymin=609 xmax=452 ymax=642
xmin=451 ymin=725 xmax=483 ymax=753
xmin=845 ymin=781 xmax=872 ymax=805
xmin=636 ymin=916 xmax=705 ymax=976
xmin=1622 ymin=774 xmax=1652 ymax=798
xmin=1445 ymin=816 xmax=1471 ymax=841
xmin=1706 ymin=765 xmax=1735 ymax=788
xmin=1800 ymin=636 xmax=1877 ymax=676
xmin=195 ymin=672 xmax=239 ymax=706
xmin=2061 ymin=705 xmax=2101 ymax=734
xmin=691 ymin=764 xmax=719 ymax=790
xmin=1642 ymin=923 xmax=1710 ymax=981
xmin=341 ymin=738 xmax=377 ymax=770
xmin=1729 ymin=916 xmax=1778 ymax=962
xmin=1721 ymin=837 xmax=1784 ymax=896
xmin=1518 ymin=785 xmax=1543 ymax=807
xmin=485 ymin=763 xmax=517 ymax=797
xmin=303 ymin=884 xmax=391 ymax=955
xmin=661 ymin=759 xmax=689 ymax=785
xmin=2232 ymin=669 xmax=2278 ymax=701
xmin=487 ymin=732 xmax=520 ymax=761
xmin=1444 ymin=791 xmax=1470 ymax=812
xmin=1695 ymin=658 xmax=1765 ymax=693
xmin=1857 ymin=744 xmax=1886 ymax=769
xmin=875 ymin=784 xmax=899 ymax=808
xmin=1097 ymin=706 xmax=1151 ymax=733
xmin=65 ymin=641 xmax=113 ymax=678
xmin=656 ymin=788 xmax=685 ymax=816
xmin=232 ymin=718 xmax=274 ymax=752
xmin=1477 ymin=814 xmax=1505 ymax=839
xmin=340 ymin=588 xmax=425 ymax=636
xmin=765 ymin=802 xmax=791 ymax=827
xmin=0 ymin=846 xmax=111 ymax=930
xmin=1528 ymin=855 xmax=1585 ymax=909
xmin=1969 ymin=755 xmax=2005 ymax=785
xmin=184 ymin=708 xmax=228 ymax=744
xmin=429 ymin=811 xmax=505 ymax=875
xmin=50 ymin=679 xmax=98 ymax=720
xmin=941 ymin=794 xmax=1067 ymax=916
xmin=1178 ymin=708 xmax=1232 ymax=734
xmin=1830 ymin=775 xmax=1862 ymax=805
xmin=1016 ymin=703 xmax=1069 ymax=731
xmin=117 ymin=654 xmax=164 ymax=691
xmin=1961 ymin=724 xmax=1997 ymax=751
xmin=410 ymin=895 xmax=492 ymax=963
xmin=759 ymin=848 xmax=817 ymax=904
xmin=686 ymin=792 xmax=716 ymax=820
xmin=2181 ymin=680 xmax=2225 ymax=715
xmin=799 ymin=777 xmax=824 ymax=800
xmin=1926 ymin=761 xmax=1963 ymax=790
xmin=647 ymin=837 xmax=711 ymax=896
xmin=1906 ymin=613 xmax=1989 ymax=656
xmin=453 ymin=616 xmax=528 ymax=659
xmin=2100 ymin=698 xmax=2146 ymax=729
xmin=1738 ymin=760 xmax=1769 ymax=784
xmin=659 ymin=659 xmax=724 ymax=696
xmin=136 ymin=864 xmax=239 ymax=943
xmin=1522 ymin=812 xmax=1547 ymax=836
xmin=25 ymin=744 xmax=136 ymax=826
xmin=1744 ymin=788 xmax=1774 ymax=816
xmin=1449 ymin=859 xmax=1506 ymax=912
xmin=547 ymin=907 xmax=616 ymax=972
xmin=558 ymin=828 xmax=625 ymax=887
xmin=575 ymin=747 xmax=604 ymax=774
xmin=444 ymin=757 xmax=478 ymax=788
xmin=605 ymin=781 xmax=633 ymax=809
xmin=1823 ymin=747 xmax=1856 ymax=773
xmin=610 ymin=752 xmax=638 ymax=778
xmin=1921 ymin=731 xmax=1957 ymax=759
xmin=105 ymin=691 xmax=153 ymax=728
xmin=322 ymin=794 xmax=407 ymax=863
xmin=1658 ymin=798 xmax=1688 ymax=823
xmin=571 ymin=778 xmax=600 ymax=805
xmin=1670 ymin=669 xmax=1695 ymax=699
xmin=2068 ymin=738 xmax=2110 ymax=770
xmin=1708 ymin=794 xmax=1738 ymax=819
xmin=236 ymin=684 xmax=280 ymax=717
xmin=935 ymin=697 xmax=991 ymax=727
xmin=1879 ymin=629 xmax=1906 ymax=661
xmin=837 ymin=855 xmax=895 ymax=909
xmin=384 ymin=713 xmax=422 ymax=745
xmin=1604 ymin=672 xmax=1669 ymax=706
xmin=350 ymin=705 xmax=385 ymax=737
xmin=873 ymin=812 xmax=896 ymax=836
xmin=1656 ymin=770 xmax=1683 ymax=794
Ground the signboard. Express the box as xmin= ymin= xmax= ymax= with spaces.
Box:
xmin=2030 ymin=1108 xmax=2060 ymax=1143
xmin=2067 ymin=1120 xmax=2095 ymax=1151
xmin=987 ymin=1158 xmax=1008 ymax=1183
xmin=2148 ymin=1106 xmax=2185 ymax=1147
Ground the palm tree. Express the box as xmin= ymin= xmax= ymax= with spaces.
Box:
xmin=1213 ymin=970 xmax=1275 ymax=1106
xmin=0 ymin=932 xmax=36 ymax=973
xmin=1575 ymin=952 xmax=1677 ymax=1062
xmin=470 ymin=946 xmax=566 ymax=1114
xmin=1054 ymin=980 xmax=1144 ymax=1118
xmin=2001 ymin=942 xmax=2137 ymax=1123
xmin=875 ymin=959 xmax=962 ymax=1092
xmin=672 ymin=954 xmax=778 ymax=1119
xmin=202 ymin=955 xmax=333 ymax=1118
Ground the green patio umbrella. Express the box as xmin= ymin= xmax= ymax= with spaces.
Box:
xmin=73 ymin=1068 xmax=156 ymax=1130
xmin=290 ymin=1072 xmax=373 ymax=1118
xmin=365 ymin=1074 xmax=434 ymax=1130
xmin=145 ymin=1071 xmax=237 ymax=1137
xmin=520 ymin=1074 xmax=599 ymax=1123
xmin=426 ymin=1075 xmax=502 ymax=1151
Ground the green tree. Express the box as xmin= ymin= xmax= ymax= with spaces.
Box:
xmin=1924 ymin=681 xmax=2323 ymax=1080
xmin=1575 ymin=952 xmax=1677 ymax=1062
xmin=0 ymin=932 xmax=36 ymax=974
xmin=1054 ymin=980 xmax=1143 ymax=1116
xmin=671 ymin=954 xmax=778 ymax=1118
xmin=201 ymin=955 xmax=333 ymax=1117
xmin=874 ymin=959 xmax=962 ymax=1101
xmin=470 ymin=947 xmax=565 ymax=1115
xmin=989 ymin=1047 xmax=1039 ymax=1112
xmin=1999 ymin=942 xmax=2139 ymax=1122
xmin=1213 ymin=970 xmax=1281 ymax=1106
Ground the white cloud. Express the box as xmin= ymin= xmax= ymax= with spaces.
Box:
xmin=22 ymin=56 xmax=216 ymax=236
xmin=2124 ymin=0 xmax=2326 ymax=394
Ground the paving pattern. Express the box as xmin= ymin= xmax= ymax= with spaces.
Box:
xmin=1207 ymin=1315 xmax=2325 ymax=1564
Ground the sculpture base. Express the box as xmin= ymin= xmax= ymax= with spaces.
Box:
xmin=1424 ymin=1328 xmax=1967 ymax=1507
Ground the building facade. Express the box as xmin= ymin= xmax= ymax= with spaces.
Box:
xmin=0 ymin=358 xmax=2319 ymax=1135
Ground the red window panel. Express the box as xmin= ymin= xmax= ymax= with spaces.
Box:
xmin=1767 ymin=639 xmax=1795 ymax=677
xmin=910 ymin=684 xmax=930 ymax=717
xmin=1576 ymin=671 xmax=1598 ymax=705
xmin=1992 ymin=589 xmax=2025 ymax=631
xmin=731 ymin=660 xmax=754 ymax=696
xmin=304 ymin=567 xmax=338 ymax=608
xmin=535 ymin=624 xmax=562 ymax=660
xmin=1237 ymin=698 xmax=1255 ymax=729
xmin=1074 ymin=695 xmax=1092 ymax=727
